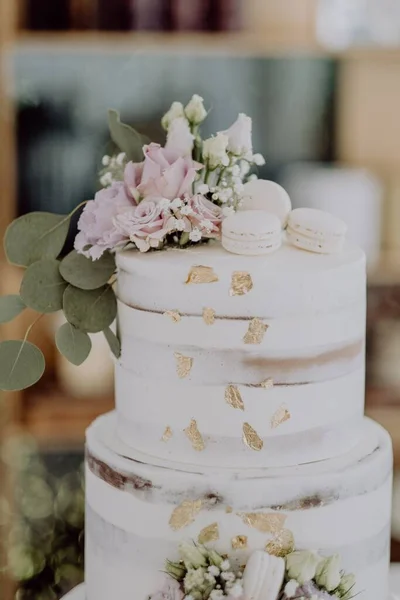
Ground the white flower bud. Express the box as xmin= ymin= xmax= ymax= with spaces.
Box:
xmin=179 ymin=542 xmax=207 ymax=569
xmin=161 ymin=101 xmax=185 ymax=131
xmin=189 ymin=228 xmax=202 ymax=242
xmin=203 ymin=133 xmax=230 ymax=169
xmin=221 ymin=113 xmax=253 ymax=159
xmin=284 ymin=579 xmax=299 ymax=598
xmin=252 ymin=153 xmax=266 ymax=166
xmin=315 ymin=554 xmax=342 ymax=592
xmin=184 ymin=94 xmax=208 ymax=125
xmin=286 ymin=550 xmax=323 ymax=585
xmin=102 ymin=155 xmax=111 ymax=166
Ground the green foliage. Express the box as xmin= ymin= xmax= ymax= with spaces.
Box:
xmin=0 ymin=295 xmax=26 ymax=323
xmin=59 ymin=250 xmax=115 ymax=290
xmin=108 ymin=109 xmax=147 ymax=162
xmin=55 ymin=323 xmax=92 ymax=366
xmin=63 ymin=284 xmax=117 ymax=333
xmin=0 ymin=340 xmax=45 ymax=391
xmin=103 ymin=326 xmax=121 ymax=359
xmin=20 ymin=260 xmax=67 ymax=313
xmin=4 ymin=212 xmax=70 ymax=267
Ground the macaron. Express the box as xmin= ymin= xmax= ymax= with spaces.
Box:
xmin=222 ymin=210 xmax=282 ymax=256
xmin=241 ymin=179 xmax=292 ymax=227
xmin=242 ymin=551 xmax=285 ymax=600
xmin=287 ymin=207 xmax=347 ymax=254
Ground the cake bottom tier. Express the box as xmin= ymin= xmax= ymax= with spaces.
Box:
xmin=85 ymin=412 xmax=392 ymax=600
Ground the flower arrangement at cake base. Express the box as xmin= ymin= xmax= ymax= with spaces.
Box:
xmin=148 ymin=543 xmax=356 ymax=600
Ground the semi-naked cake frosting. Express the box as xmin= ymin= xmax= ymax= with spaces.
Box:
xmin=85 ymin=236 xmax=392 ymax=600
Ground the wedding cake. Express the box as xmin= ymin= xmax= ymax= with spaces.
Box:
xmin=0 ymin=96 xmax=392 ymax=600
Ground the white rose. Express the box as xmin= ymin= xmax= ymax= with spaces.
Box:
xmin=221 ymin=113 xmax=253 ymax=159
xmin=203 ymin=133 xmax=230 ymax=169
xmin=165 ymin=117 xmax=194 ymax=157
xmin=285 ymin=550 xmax=323 ymax=585
xmin=315 ymin=554 xmax=342 ymax=592
xmin=162 ymin=101 xmax=186 ymax=131
xmin=179 ymin=542 xmax=207 ymax=569
xmin=184 ymin=94 xmax=207 ymax=125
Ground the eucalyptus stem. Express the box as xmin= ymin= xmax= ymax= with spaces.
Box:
xmin=23 ymin=314 xmax=45 ymax=343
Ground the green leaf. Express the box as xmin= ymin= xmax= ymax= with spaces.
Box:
xmin=63 ymin=285 xmax=117 ymax=333
xmin=0 ymin=340 xmax=45 ymax=391
xmin=179 ymin=232 xmax=190 ymax=246
xmin=103 ymin=327 xmax=121 ymax=358
xmin=59 ymin=250 xmax=116 ymax=290
xmin=108 ymin=109 xmax=146 ymax=162
xmin=0 ymin=295 xmax=26 ymax=323
xmin=4 ymin=212 xmax=71 ymax=267
xmin=20 ymin=259 xmax=67 ymax=313
xmin=55 ymin=322 xmax=92 ymax=366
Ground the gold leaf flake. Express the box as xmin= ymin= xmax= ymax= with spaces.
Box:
xmin=225 ymin=506 xmax=233 ymax=514
xmin=202 ymin=307 xmax=216 ymax=325
xmin=174 ymin=352 xmax=193 ymax=379
xmin=260 ymin=377 xmax=274 ymax=389
xmin=238 ymin=512 xmax=287 ymax=534
xmin=164 ymin=310 xmax=181 ymax=323
xmin=231 ymin=535 xmax=248 ymax=550
xmin=271 ymin=406 xmax=291 ymax=429
xmin=186 ymin=265 xmax=219 ymax=284
xmin=161 ymin=426 xmax=173 ymax=442
xmin=265 ymin=529 xmax=295 ymax=557
xmin=225 ymin=385 xmax=244 ymax=411
xmin=243 ymin=318 xmax=269 ymax=345
xmin=242 ymin=422 xmax=263 ymax=451
xmin=230 ymin=271 xmax=253 ymax=296
xmin=184 ymin=419 xmax=205 ymax=452
xmin=198 ymin=522 xmax=219 ymax=544
xmin=169 ymin=499 xmax=203 ymax=531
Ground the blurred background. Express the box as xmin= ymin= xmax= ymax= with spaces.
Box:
xmin=1 ymin=0 xmax=400 ymax=597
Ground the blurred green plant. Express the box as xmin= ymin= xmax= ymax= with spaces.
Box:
xmin=1 ymin=434 xmax=84 ymax=600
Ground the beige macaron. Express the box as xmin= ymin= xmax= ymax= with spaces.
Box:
xmin=241 ymin=179 xmax=292 ymax=227
xmin=287 ymin=207 xmax=347 ymax=254
xmin=222 ymin=210 xmax=282 ymax=256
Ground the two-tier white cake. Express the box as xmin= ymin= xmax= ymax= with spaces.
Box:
xmin=85 ymin=235 xmax=392 ymax=599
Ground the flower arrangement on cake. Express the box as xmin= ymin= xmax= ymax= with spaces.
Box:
xmin=149 ymin=543 xmax=356 ymax=600
xmin=0 ymin=95 xmax=265 ymax=392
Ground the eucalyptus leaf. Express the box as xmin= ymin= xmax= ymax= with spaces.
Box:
xmin=108 ymin=109 xmax=146 ymax=162
xmin=0 ymin=340 xmax=45 ymax=391
xmin=59 ymin=250 xmax=115 ymax=290
xmin=63 ymin=285 xmax=117 ymax=333
xmin=103 ymin=327 xmax=121 ymax=358
xmin=0 ymin=295 xmax=26 ymax=323
xmin=20 ymin=260 xmax=67 ymax=313
xmin=4 ymin=212 xmax=71 ymax=267
xmin=55 ymin=323 xmax=92 ymax=366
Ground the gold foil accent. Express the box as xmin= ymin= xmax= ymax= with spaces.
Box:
xmin=161 ymin=426 xmax=173 ymax=442
xmin=164 ymin=310 xmax=181 ymax=323
xmin=225 ymin=506 xmax=233 ymax=514
xmin=230 ymin=271 xmax=253 ymax=296
xmin=186 ymin=265 xmax=219 ymax=284
xmin=271 ymin=406 xmax=291 ymax=429
xmin=198 ymin=522 xmax=219 ymax=544
xmin=169 ymin=499 xmax=203 ymax=531
xmin=238 ymin=512 xmax=287 ymax=534
xmin=260 ymin=377 xmax=274 ymax=389
xmin=202 ymin=307 xmax=216 ymax=325
xmin=231 ymin=535 xmax=248 ymax=550
xmin=243 ymin=318 xmax=269 ymax=345
xmin=184 ymin=419 xmax=205 ymax=452
xmin=174 ymin=352 xmax=193 ymax=379
xmin=265 ymin=529 xmax=295 ymax=557
xmin=242 ymin=422 xmax=263 ymax=451
xmin=225 ymin=385 xmax=244 ymax=411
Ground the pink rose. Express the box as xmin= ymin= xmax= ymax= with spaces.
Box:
xmin=139 ymin=143 xmax=202 ymax=200
xmin=75 ymin=182 xmax=133 ymax=260
xmin=149 ymin=578 xmax=184 ymax=600
xmin=187 ymin=194 xmax=223 ymax=237
xmin=114 ymin=199 xmax=171 ymax=252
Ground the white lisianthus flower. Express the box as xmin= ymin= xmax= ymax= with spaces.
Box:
xmin=161 ymin=101 xmax=186 ymax=130
xmin=203 ymin=133 xmax=230 ymax=169
xmin=338 ymin=573 xmax=356 ymax=599
xmin=286 ymin=550 xmax=323 ymax=585
xmin=221 ymin=113 xmax=253 ymax=159
xmin=165 ymin=117 xmax=195 ymax=157
xmin=284 ymin=579 xmax=299 ymax=598
xmin=315 ymin=554 xmax=342 ymax=592
xmin=179 ymin=542 xmax=207 ymax=570
xmin=252 ymin=153 xmax=266 ymax=166
xmin=184 ymin=94 xmax=207 ymax=125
